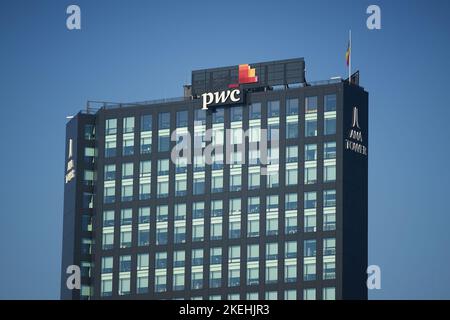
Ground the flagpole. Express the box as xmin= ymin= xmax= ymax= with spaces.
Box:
xmin=349 ymin=29 xmax=352 ymax=82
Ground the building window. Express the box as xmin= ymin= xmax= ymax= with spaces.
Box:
xmin=158 ymin=134 xmax=170 ymax=152
xmin=158 ymin=112 xmax=170 ymax=129
xmin=286 ymin=121 xmax=298 ymax=139
xmin=304 ymin=214 xmax=316 ymax=233
xmin=285 ymin=241 xmax=297 ymax=258
xmin=173 ymin=273 xmax=185 ymax=291
xmin=137 ymin=253 xmax=149 ymax=270
xmin=191 ymin=271 xmax=203 ymax=290
xmin=141 ymin=115 xmax=152 ymax=131
xmin=84 ymin=124 xmax=95 ymax=140
xmin=324 ymin=211 xmax=336 ymax=231
xmin=266 ymin=243 xmax=278 ymax=260
xmin=102 ymin=231 xmax=114 ymax=250
xmin=266 ymin=217 xmax=278 ymax=236
xmin=137 ymin=274 xmax=148 ymax=294
xmin=211 ymin=200 xmax=223 ymax=217
xmin=212 ymin=175 xmax=223 ymax=193
xmin=249 ymin=103 xmax=261 ymax=119
xmin=138 ymin=229 xmax=149 ymax=246
xmin=267 ymin=171 xmax=279 ymax=188
xmin=192 ymin=224 xmax=204 ymax=242
xmin=176 ymin=110 xmax=188 ymax=127
xmin=210 ymin=247 xmax=222 ymax=264
xmin=231 ymin=106 xmax=243 ymax=122
xmin=105 ymin=119 xmax=117 ymax=135
xmin=305 ymin=96 xmax=317 ymax=113
xmin=324 ymin=117 xmax=336 ymax=135
xmin=193 ymin=176 xmax=205 ymax=195
xmin=265 ymin=265 xmax=278 ymax=284
xmin=121 ymin=184 xmax=133 ymax=202
xmin=139 ymin=181 xmax=151 ymax=200
xmin=305 ymin=144 xmax=317 ymax=161
xmin=211 ymin=221 xmax=222 ymax=240
xmin=304 ymin=288 xmax=316 ymax=300
xmin=304 ymin=192 xmax=317 ymax=209
xmin=104 ymin=164 xmax=116 ymax=181
xmin=247 ymin=266 xmax=260 ymax=285
xmin=324 ymin=94 xmax=337 ymax=112
xmin=247 ymin=217 xmax=260 ymax=237
xmin=324 ymin=141 xmax=336 ymax=159
xmin=120 ymin=230 xmax=132 ymax=248
xmin=105 ymin=140 xmax=116 ymax=157
xmin=229 ymin=221 xmax=241 ymax=239
xmin=119 ymin=255 xmax=132 ymax=272
xmin=174 ymin=226 xmax=186 ymax=243
xmin=324 ymin=189 xmax=336 ymax=207
xmin=101 ymin=279 xmax=112 ymax=297
xmin=285 ymin=193 xmax=297 ymax=210
xmin=123 ymin=117 xmax=135 ymax=133
xmin=195 ymin=109 xmax=206 ymax=125
xmin=155 ymin=275 xmax=166 ymax=292
xmin=228 ymin=269 xmax=240 ymax=287
xmin=229 ymin=246 xmax=240 ymax=262
xmin=120 ymin=208 xmax=132 ymax=225
xmin=213 ymin=108 xmax=225 ymax=123
xmin=248 ymin=197 xmax=260 ymax=214
xmin=304 ymin=166 xmax=317 ymax=184
xmin=286 ymin=167 xmax=298 ymax=185
xmin=155 ymin=205 xmax=168 ymax=222
xmin=174 ymin=250 xmax=185 ymax=268
xmin=323 ymin=287 xmax=336 ymax=300
xmin=286 ymin=145 xmax=298 ymax=163
xmin=247 ymin=244 xmax=259 ymax=262
xmin=285 ymin=264 xmax=297 ymax=283
xmin=157 ymin=180 xmax=169 ymax=198
xmin=285 ymin=290 xmax=297 ymax=300
xmin=286 ymin=98 xmax=299 ymax=115
xmin=324 ymin=238 xmax=336 ymax=256
xmin=210 ymin=271 xmax=222 ymax=288
xmin=265 ymin=291 xmax=277 ymax=300
xmin=304 ymin=239 xmax=316 ymax=257
xmin=268 ymin=101 xmax=280 ymax=117
xmin=285 ymin=215 xmax=298 ymax=234
xmin=156 ymin=227 xmax=168 ymax=245
xmin=103 ymin=210 xmax=114 ymax=227
xmin=230 ymin=173 xmax=242 ymax=192
xmin=324 ymin=261 xmax=336 ymax=280
xmin=101 ymin=257 xmax=113 ymax=273
xmin=324 ymin=163 xmax=336 ymax=182
xmin=305 ymin=119 xmax=317 ymax=137
xmin=123 ymin=136 xmax=134 ymax=156
xmin=303 ymin=261 xmax=316 ymax=281
xmin=156 ymin=252 xmax=167 ymax=269
xmin=104 ymin=186 xmax=115 ymax=204
xmin=140 ymin=136 xmax=152 ymax=154
xmin=249 ymin=171 xmax=260 ymax=190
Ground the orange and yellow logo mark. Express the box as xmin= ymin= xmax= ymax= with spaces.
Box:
xmin=229 ymin=64 xmax=258 ymax=88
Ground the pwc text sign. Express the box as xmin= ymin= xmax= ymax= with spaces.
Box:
xmin=201 ymin=64 xmax=258 ymax=110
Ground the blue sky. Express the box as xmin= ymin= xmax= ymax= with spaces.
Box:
xmin=0 ymin=0 xmax=449 ymax=299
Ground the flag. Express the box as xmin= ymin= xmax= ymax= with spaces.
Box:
xmin=346 ymin=40 xmax=351 ymax=66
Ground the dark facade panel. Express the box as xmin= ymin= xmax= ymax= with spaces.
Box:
xmin=191 ymin=58 xmax=305 ymax=96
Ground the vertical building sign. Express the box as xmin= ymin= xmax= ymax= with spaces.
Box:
xmin=65 ymin=138 xmax=76 ymax=183
xmin=345 ymin=107 xmax=368 ymax=156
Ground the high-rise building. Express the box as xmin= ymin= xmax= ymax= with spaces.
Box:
xmin=61 ymin=58 xmax=368 ymax=300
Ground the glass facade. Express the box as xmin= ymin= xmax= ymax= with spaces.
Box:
xmin=62 ymin=65 xmax=368 ymax=301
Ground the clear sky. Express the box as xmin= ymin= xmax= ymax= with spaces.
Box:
xmin=0 ymin=0 xmax=449 ymax=299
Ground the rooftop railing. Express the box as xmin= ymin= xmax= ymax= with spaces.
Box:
xmin=80 ymin=78 xmax=347 ymax=114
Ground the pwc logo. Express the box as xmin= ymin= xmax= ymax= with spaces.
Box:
xmin=202 ymin=64 xmax=258 ymax=110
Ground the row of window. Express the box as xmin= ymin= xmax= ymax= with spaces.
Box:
xmin=99 ymin=95 xmax=337 ymax=137
xmin=101 ymin=161 xmax=336 ymax=202
xmin=98 ymin=239 xmax=335 ymax=273
xmin=81 ymin=286 xmax=335 ymax=300
xmin=100 ymin=190 xmax=335 ymax=225
xmin=96 ymin=142 xmax=336 ymax=179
